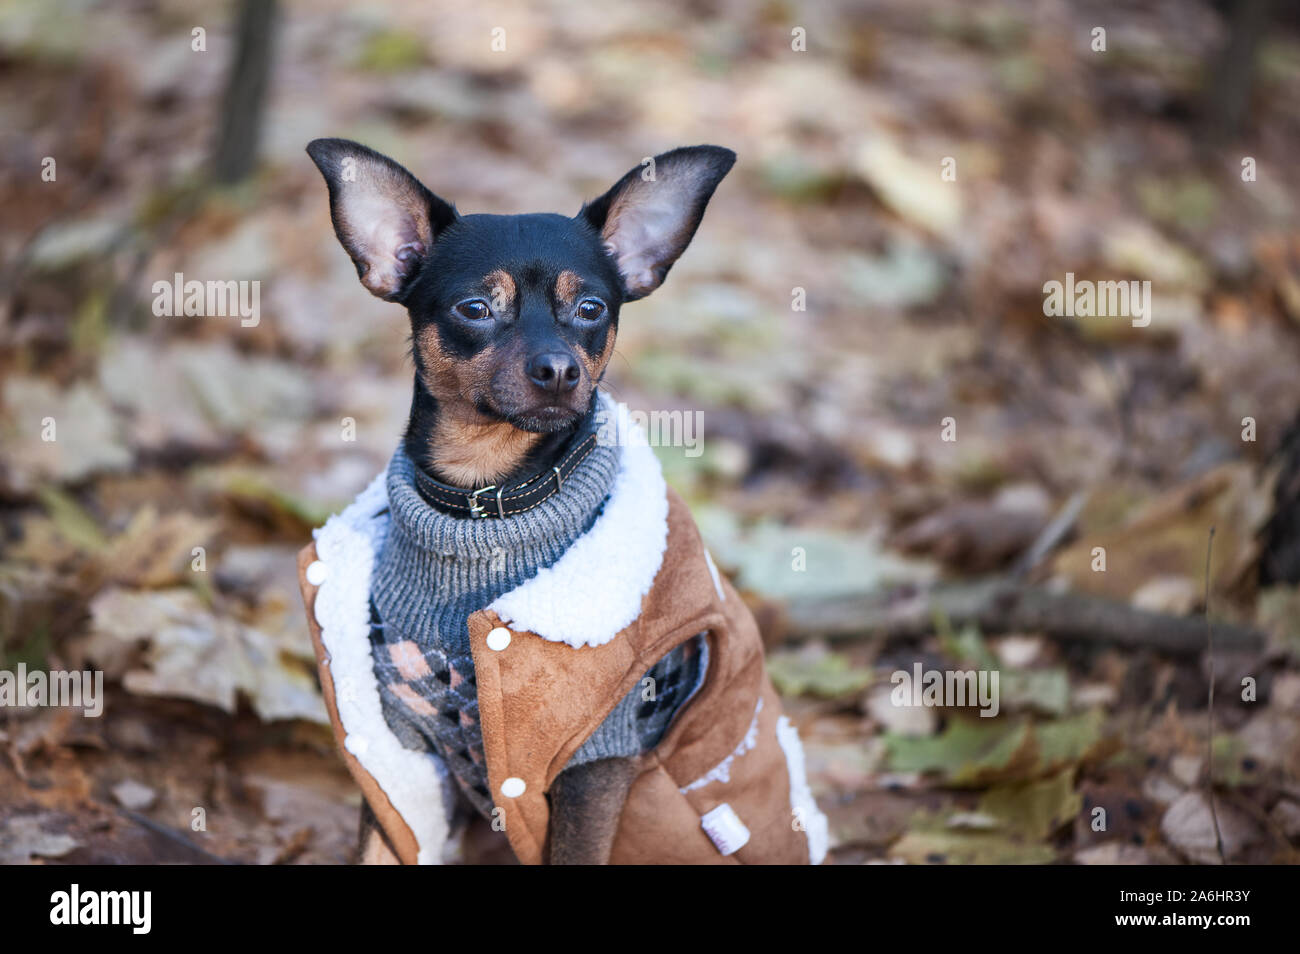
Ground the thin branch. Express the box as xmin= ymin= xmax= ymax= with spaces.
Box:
xmin=782 ymin=578 xmax=1268 ymax=656
xmin=1204 ymin=526 xmax=1227 ymax=865
xmin=1011 ymin=490 xmax=1089 ymax=578
xmin=116 ymin=809 xmax=237 ymax=865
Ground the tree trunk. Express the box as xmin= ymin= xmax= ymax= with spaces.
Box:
xmin=211 ymin=0 xmax=279 ymax=184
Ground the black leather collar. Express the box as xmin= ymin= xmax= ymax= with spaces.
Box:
xmin=412 ymin=432 xmax=598 ymax=519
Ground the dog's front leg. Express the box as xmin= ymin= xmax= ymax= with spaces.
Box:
xmin=547 ymin=756 xmax=638 ymax=865
xmin=357 ymin=801 xmax=402 ymax=865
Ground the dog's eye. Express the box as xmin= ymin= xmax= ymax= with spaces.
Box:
xmin=454 ymin=299 xmax=492 ymax=321
xmin=576 ymin=298 xmax=606 ymax=321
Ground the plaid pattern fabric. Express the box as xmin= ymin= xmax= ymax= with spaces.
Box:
xmin=369 ymin=598 xmax=493 ymax=816
xmin=571 ymin=630 xmax=707 ymax=763
xmin=369 ymin=596 xmax=707 ymax=819
xmin=637 ymin=632 xmax=705 ymax=743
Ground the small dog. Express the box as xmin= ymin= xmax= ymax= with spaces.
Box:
xmin=297 ymin=139 xmax=827 ymax=864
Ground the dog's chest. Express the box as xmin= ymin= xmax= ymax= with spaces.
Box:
xmin=365 ymin=578 xmax=705 ymax=822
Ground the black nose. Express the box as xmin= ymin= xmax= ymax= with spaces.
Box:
xmin=526 ymin=352 xmax=581 ymax=393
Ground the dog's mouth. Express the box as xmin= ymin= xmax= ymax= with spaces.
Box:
xmin=504 ymin=403 xmax=584 ymax=434
xmin=477 ymin=394 xmax=585 ymax=434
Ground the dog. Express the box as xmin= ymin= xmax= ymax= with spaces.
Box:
xmin=296 ymin=139 xmax=828 ymax=864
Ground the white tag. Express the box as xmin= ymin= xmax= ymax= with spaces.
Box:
xmin=700 ymin=803 xmax=750 ymax=856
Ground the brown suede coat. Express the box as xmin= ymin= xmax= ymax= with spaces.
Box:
xmin=297 ymin=488 xmax=819 ymax=865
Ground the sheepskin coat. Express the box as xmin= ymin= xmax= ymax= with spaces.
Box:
xmin=295 ymin=401 xmax=828 ymax=865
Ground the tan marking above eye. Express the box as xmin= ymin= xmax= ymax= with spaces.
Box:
xmin=485 ymin=269 xmax=516 ymax=310
xmin=555 ymin=269 xmax=582 ymax=304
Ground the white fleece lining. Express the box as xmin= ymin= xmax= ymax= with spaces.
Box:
xmin=703 ymin=548 xmax=727 ymax=602
xmin=775 ymin=715 xmax=829 ymax=865
xmin=312 ymin=471 xmax=450 ymax=865
xmin=489 ymin=395 xmax=670 ymax=648
xmin=679 ymin=697 xmax=763 ymax=793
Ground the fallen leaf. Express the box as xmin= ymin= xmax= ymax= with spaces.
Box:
xmin=0 ymin=814 xmax=80 ymax=864
xmin=1052 ymin=463 xmax=1270 ymax=601
xmin=977 ymin=769 xmax=1081 ymax=839
xmin=885 ymin=717 xmax=1036 ymax=787
xmin=37 ymin=486 xmax=109 ymax=553
xmin=85 ymin=587 xmax=327 ymax=724
xmin=103 ymin=507 xmax=219 ymax=587
xmin=696 ymin=509 xmax=938 ymax=604
xmin=1160 ymin=791 xmax=1260 ymax=864
xmin=885 ymin=709 xmax=1110 ymax=786
xmin=1102 ymin=221 xmax=1208 ymax=292
xmin=111 ymin=779 xmax=157 ymax=812
xmin=1 ymin=377 xmax=132 ymax=491
xmin=1035 ymin=709 xmax=1110 ymax=771
xmin=890 ymin=828 xmax=1056 ymax=865
xmin=1074 ymin=841 xmax=1161 ymax=864
xmin=766 ymin=644 xmax=873 ymax=699
xmin=866 ymin=684 xmax=938 ymax=736
xmin=856 ymin=136 xmax=963 ymax=237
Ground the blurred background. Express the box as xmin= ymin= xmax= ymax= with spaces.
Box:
xmin=2 ymin=0 xmax=1299 ymax=864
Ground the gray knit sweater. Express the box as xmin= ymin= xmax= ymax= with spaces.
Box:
xmin=367 ymin=418 xmax=703 ymax=819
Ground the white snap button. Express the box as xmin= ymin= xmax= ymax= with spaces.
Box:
xmin=486 ymin=627 xmax=512 ymax=651
xmin=501 ymin=776 xmax=526 ymax=798
xmin=701 ymin=803 xmax=750 ymax=856
xmin=306 ymin=560 xmax=328 ymax=586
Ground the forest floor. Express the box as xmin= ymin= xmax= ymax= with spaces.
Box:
xmin=2 ymin=0 xmax=1300 ymax=864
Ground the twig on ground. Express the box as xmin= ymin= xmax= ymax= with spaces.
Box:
xmin=116 ymin=808 xmax=237 ymax=865
xmin=783 ymin=578 xmax=1267 ymax=656
xmin=1204 ymin=527 xmax=1227 ymax=865
xmin=1011 ymin=490 xmax=1089 ymax=578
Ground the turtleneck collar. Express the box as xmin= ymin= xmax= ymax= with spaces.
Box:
xmin=372 ymin=399 xmax=623 ymax=653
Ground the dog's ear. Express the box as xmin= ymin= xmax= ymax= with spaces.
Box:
xmin=579 ymin=145 xmax=735 ymax=301
xmin=306 ymin=138 xmax=457 ymax=302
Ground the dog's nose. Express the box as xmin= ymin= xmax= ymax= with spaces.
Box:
xmin=526 ymin=352 xmax=581 ymax=393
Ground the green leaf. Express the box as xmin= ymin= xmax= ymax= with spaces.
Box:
xmin=885 ymin=717 xmax=1035 ymax=786
xmin=886 ymin=710 xmax=1111 ymax=785
xmin=977 ymin=769 xmax=1082 ymax=839
xmin=937 ymin=620 xmax=998 ymax=669
xmin=1036 ymin=709 xmax=1108 ymax=770
xmin=767 ymin=649 xmax=873 ymax=699
xmin=1000 ymin=668 xmax=1071 ymax=716
xmin=890 ymin=829 xmax=1057 ymax=865
xmin=356 ymin=30 xmax=426 ymax=73
xmin=37 ymin=486 xmax=108 ymax=553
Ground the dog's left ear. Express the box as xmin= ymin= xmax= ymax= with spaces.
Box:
xmin=579 ymin=145 xmax=735 ymax=301
xmin=307 ymin=138 xmax=458 ymax=302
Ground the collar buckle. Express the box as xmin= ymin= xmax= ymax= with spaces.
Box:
xmin=467 ymin=485 xmax=496 ymax=519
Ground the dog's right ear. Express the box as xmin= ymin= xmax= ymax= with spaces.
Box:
xmin=306 ymin=138 xmax=457 ymax=302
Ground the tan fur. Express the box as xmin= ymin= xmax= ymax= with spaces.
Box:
xmin=579 ymin=326 xmax=616 ymax=384
xmin=416 ymin=325 xmax=541 ymax=485
xmin=360 ymin=828 xmax=402 ymax=865
xmin=430 ymin=404 xmax=541 ymax=486
xmin=555 ymin=269 xmax=582 ymax=304
xmin=485 ymin=269 xmax=516 ymax=310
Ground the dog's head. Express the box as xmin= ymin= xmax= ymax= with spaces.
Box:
xmin=307 ymin=139 xmax=735 ymax=435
